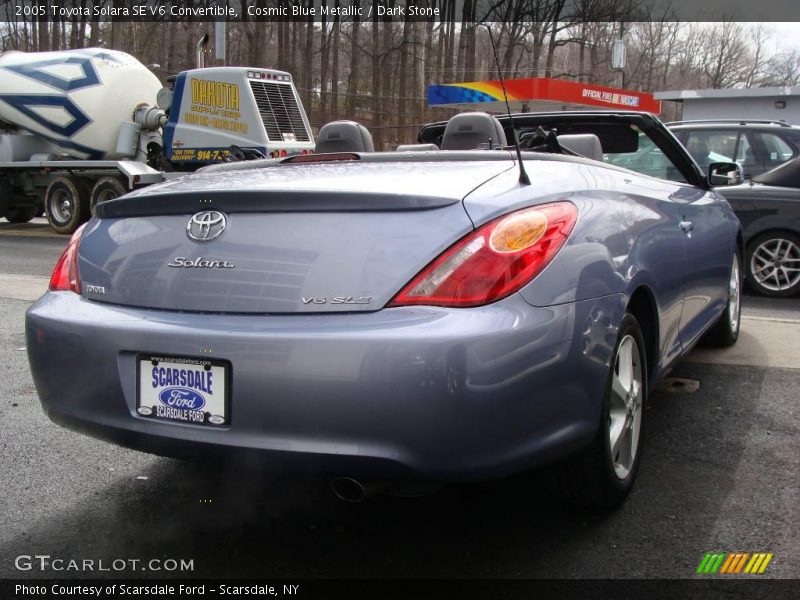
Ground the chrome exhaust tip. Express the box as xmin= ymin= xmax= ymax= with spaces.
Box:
xmin=331 ymin=477 xmax=442 ymax=502
xmin=331 ymin=477 xmax=371 ymax=503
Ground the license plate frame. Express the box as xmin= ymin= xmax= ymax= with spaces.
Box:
xmin=136 ymin=354 xmax=230 ymax=427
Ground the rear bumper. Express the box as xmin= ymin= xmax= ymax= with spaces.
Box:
xmin=26 ymin=292 xmax=624 ymax=481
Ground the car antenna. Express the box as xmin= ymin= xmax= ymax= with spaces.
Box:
xmin=483 ymin=23 xmax=530 ymax=186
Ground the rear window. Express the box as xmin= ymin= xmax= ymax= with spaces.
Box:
xmin=683 ymin=130 xmax=739 ymax=168
xmin=758 ymin=132 xmax=796 ymax=168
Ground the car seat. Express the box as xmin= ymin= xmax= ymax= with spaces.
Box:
xmin=557 ymin=134 xmax=604 ymax=161
xmin=440 ymin=112 xmax=507 ymax=150
xmin=315 ymin=121 xmax=375 ymax=153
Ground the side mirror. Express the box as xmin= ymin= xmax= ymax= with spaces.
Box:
xmin=708 ymin=161 xmax=744 ymax=186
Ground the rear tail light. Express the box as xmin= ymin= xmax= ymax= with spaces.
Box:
xmin=49 ymin=224 xmax=85 ymax=293
xmin=389 ymin=201 xmax=577 ymax=308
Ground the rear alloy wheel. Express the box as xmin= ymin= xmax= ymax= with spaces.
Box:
xmin=607 ymin=333 xmax=644 ymax=480
xmin=553 ymin=312 xmax=646 ymax=509
xmin=45 ymin=176 xmax=89 ymax=234
xmin=5 ymin=205 xmax=38 ymax=223
xmin=90 ymin=177 xmax=127 ymax=208
xmin=746 ymin=232 xmax=800 ymax=297
xmin=703 ymin=251 xmax=742 ymax=347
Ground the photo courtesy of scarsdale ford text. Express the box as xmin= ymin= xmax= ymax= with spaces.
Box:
xmin=13 ymin=583 xmax=302 ymax=598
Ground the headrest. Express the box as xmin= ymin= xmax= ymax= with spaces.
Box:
xmin=315 ymin=121 xmax=374 ymax=154
xmin=395 ymin=143 xmax=439 ymax=151
xmin=557 ymin=134 xmax=604 ymax=161
xmin=440 ymin=112 xmax=508 ymax=150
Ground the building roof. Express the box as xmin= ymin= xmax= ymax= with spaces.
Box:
xmin=655 ymin=87 xmax=800 ymax=101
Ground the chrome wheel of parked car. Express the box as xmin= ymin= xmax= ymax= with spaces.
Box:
xmin=704 ymin=252 xmax=742 ymax=347
xmin=747 ymin=234 xmax=800 ymax=297
xmin=609 ymin=334 xmax=643 ymax=480
xmin=728 ymin=256 xmax=742 ymax=333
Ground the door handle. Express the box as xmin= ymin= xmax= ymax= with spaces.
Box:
xmin=679 ymin=220 xmax=694 ymax=233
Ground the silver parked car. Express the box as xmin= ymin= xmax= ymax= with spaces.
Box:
xmin=27 ymin=112 xmax=743 ymax=508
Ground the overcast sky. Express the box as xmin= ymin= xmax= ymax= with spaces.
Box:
xmin=761 ymin=22 xmax=800 ymax=52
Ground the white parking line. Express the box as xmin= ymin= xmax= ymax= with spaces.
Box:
xmin=0 ymin=273 xmax=49 ymax=302
xmin=688 ymin=318 xmax=800 ymax=370
xmin=0 ymin=223 xmax=61 ymax=239
xmin=741 ymin=315 xmax=800 ymax=325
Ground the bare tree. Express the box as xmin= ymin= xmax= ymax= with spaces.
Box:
xmin=762 ymin=50 xmax=800 ymax=86
xmin=698 ymin=21 xmax=751 ymax=88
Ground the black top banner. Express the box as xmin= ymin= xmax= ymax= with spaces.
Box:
xmin=2 ymin=0 xmax=800 ymax=23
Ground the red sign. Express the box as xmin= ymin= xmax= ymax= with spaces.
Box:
xmin=429 ymin=77 xmax=661 ymax=114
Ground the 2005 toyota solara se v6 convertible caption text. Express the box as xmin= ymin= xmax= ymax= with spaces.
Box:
xmin=26 ymin=111 xmax=744 ymax=508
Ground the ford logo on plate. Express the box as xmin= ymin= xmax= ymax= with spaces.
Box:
xmin=159 ymin=387 xmax=206 ymax=411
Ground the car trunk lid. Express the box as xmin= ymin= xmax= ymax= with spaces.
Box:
xmin=78 ymin=160 xmax=513 ymax=313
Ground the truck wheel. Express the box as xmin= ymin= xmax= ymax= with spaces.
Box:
xmin=5 ymin=206 xmax=38 ymax=223
xmin=91 ymin=177 xmax=128 ymax=208
xmin=45 ymin=176 xmax=89 ymax=234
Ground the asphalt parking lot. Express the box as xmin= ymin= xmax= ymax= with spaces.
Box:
xmin=0 ymin=218 xmax=798 ymax=581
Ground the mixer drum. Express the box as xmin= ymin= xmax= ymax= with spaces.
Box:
xmin=0 ymin=48 xmax=161 ymax=159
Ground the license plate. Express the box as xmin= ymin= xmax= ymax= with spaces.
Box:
xmin=137 ymin=355 xmax=229 ymax=426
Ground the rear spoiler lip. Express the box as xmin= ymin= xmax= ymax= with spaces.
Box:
xmin=93 ymin=190 xmax=460 ymax=219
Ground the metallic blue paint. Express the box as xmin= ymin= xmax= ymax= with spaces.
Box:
xmin=27 ymin=292 xmax=621 ymax=480
xmin=26 ymin=136 xmax=741 ymax=482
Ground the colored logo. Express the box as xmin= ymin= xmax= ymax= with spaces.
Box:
xmin=186 ymin=211 xmax=227 ymax=242
xmin=158 ymin=387 xmax=206 ymax=411
xmin=696 ymin=552 xmax=773 ymax=575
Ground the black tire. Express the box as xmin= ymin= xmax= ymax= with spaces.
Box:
xmin=703 ymin=251 xmax=742 ymax=347
xmin=745 ymin=231 xmax=800 ymax=298
xmin=90 ymin=177 xmax=127 ymax=209
xmin=45 ymin=176 xmax=89 ymax=235
xmin=0 ymin=178 xmax=12 ymax=216
xmin=5 ymin=205 xmax=38 ymax=223
xmin=552 ymin=312 xmax=647 ymax=509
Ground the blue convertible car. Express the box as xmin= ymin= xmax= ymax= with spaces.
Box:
xmin=26 ymin=111 xmax=742 ymax=508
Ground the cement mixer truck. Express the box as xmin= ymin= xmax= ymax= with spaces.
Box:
xmin=0 ymin=46 xmax=315 ymax=233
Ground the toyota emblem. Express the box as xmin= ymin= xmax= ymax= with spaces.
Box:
xmin=186 ymin=211 xmax=227 ymax=242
